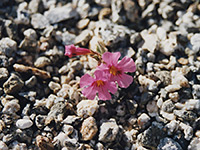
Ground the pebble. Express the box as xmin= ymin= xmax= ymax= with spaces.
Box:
xmin=174 ymin=109 xmax=197 ymax=121
xmin=44 ymin=4 xmax=78 ymax=24
xmin=3 ymin=73 xmax=24 ymax=94
xmin=16 ymin=118 xmax=33 ymax=129
xmin=0 ymin=68 xmax=9 ymax=81
xmin=31 ymin=13 xmax=50 ymax=29
xmin=188 ymin=137 xmax=200 ymax=150
xmin=75 ymin=29 xmax=92 ymax=46
xmin=48 ymin=81 xmax=61 ymax=93
xmin=137 ymin=122 xmax=165 ymax=149
xmin=77 ymin=18 xmax=90 ymax=29
xmin=62 ymin=124 xmax=74 ymax=135
xmin=80 ymin=117 xmax=98 ymax=141
xmin=179 ymin=122 xmax=193 ymax=140
xmin=62 ymin=115 xmax=82 ymax=125
xmin=165 ymin=120 xmax=179 ymax=135
xmin=192 ymin=84 xmax=200 ymax=99
xmin=0 ymin=141 xmax=8 ymax=150
xmin=171 ymin=70 xmax=189 ymax=88
xmin=178 ymin=57 xmax=189 ymax=65
xmin=190 ymin=33 xmax=200 ymax=53
xmin=157 ymin=137 xmax=183 ymax=150
xmin=98 ymin=119 xmax=119 ymax=143
xmin=161 ymin=99 xmax=175 ymax=113
xmin=77 ymin=100 xmax=99 ymax=118
xmin=137 ymin=113 xmax=151 ymax=129
xmin=138 ymin=75 xmax=157 ymax=91
xmin=126 ymin=99 xmax=138 ymax=115
xmin=25 ymin=76 xmax=37 ymax=88
xmin=146 ymin=100 xmax=158 ymax=117
xmin=0 ymin=37 xmax=17 ymax=57
xmin=34 ymin=56 xmax=51 ymax=68
xmin=0 ymin=55 xmax=9 ymax=67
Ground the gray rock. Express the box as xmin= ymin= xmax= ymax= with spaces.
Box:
xmin=31 ymin=13 xmax=50 ymax=29
xmin=188 ymin=137 xmax=200 ymax=150
xmin=25 ymin=76 xmax=37 ymax=88
xmin=126 ymin=99 xmax=138 ymax=115
xmin=3 ymin=73 xmax=24 ymax=94
xmin=44 ymin=4 xmax=78 ymax=24
xmin=45 ymin=102 xmax=72 ymax=125
xmin=75 ymin=29 xmax=92 ymax=46
xmin=16 ymin=2 xmax=30 ymax=25
xmin=137 ymin=122 xmax=165 ymax=149
xmin=123 ymin=0 xmax=139 ymax=22
xmin=155 ymin=71 xmax=171 ymax=86
xmin=111 ymin=0 xmax=125 ymax=23
xmin=28 ymin=0 xmax=44 ymax=14
xmin=161 ymin=100 xmax=175 ymax=113
xmin=4 ymin=20 xmax=18 ymax=40
xmin=99 ymin=119 xmax=119 ymax=143
xmin=174 ymin=110 xmax=197 ymax=121
xmin=0 ymin=55 xmax=9 ymax=67
xmin=62 ymin=115 xmax=82 ymax=125
xmin=0 ymin=38 xmax=17 ymax=57
xmin=192 ymin=84 xmax=200 ymax=99
xmin=0 ymin=68 xmax=9 ymax=81
xmin=23 ymin=28 xmax=37 ymax=40
xmin=157 ymin=137 xmax=183 ymax=150
xmin=190 ymin=33 xmax=200 ymax=53
xmin=34 ymin=56 xmax=51 ymax=68
xmin=16 ymin=119 xmax=33 ymax=129
xmin=0 ymin=141 xmax=8 ymax=150
xmin=56 ymin=31 xmax=76 ymax=45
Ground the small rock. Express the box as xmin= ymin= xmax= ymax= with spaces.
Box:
xmin=146 ymin=100 xmax=158 ymax=117
xmin=0 ymin=141 xmax=8 ymax=150
xmin=174 ymin=110 xmax=197 ymax=121
xmin=62 ymin=115 xmax=82 ymax=125
xmin=188 ymin=137 xmax=200 ymax=150
xmin=77 ymin=100 xmax=99 ymax=118
xmin=123 ymin=0 xmax=139 ymax=22
xmin=25 ymin=76 xmax=37 ymax=88
xmin=99 ymin=119 xmax=119 ymax=142
xmin=0 ymin=37 xmax=17 ymax=57
xmin=62 ymin=124 xmax=74 ymax=135
xmin=44 ymin=4 xmax=78 ymax=24
xmin=28 ymin=0 xmax=44 ymax=14
xmin=126 ymin=99 xmax=138 ymax=115
xmin=161 ymin=99 xmax=175 ymax=113
xmin=3 ymin=73 xmax=24 ymax=94
xmin=157 ymin=137 xmax=183 ymax=150
xmin=75 ymin=29 xmax=92 ymax=46
xmin=23 ymin=28 xmax=37 ymax=40
xmin=17 ymin=2 xmax=30 ymax=24
xmin=179 ymin=122 xmax=193 ymax=140
xmin=178 ymin=58 xmax=189 ymax=65
xmin=0 ymin=68 xmax=9 ymax=81
xmin=77 ymin=18 xmax=90 ymax=29
xmin=165 ymin=120 xmax=179 ymax=135
xmin=137 ymin=122 xmax=165 ymax=149
xmin=137 ymin=113 xmax=151 ymax=129
xmin=31 ymin=13 xmax=50 ymax=29
xmin=16 ymin=118 xmax=33 ymax=129
xmin=190 ymin=33 xmax=200 ymax=53
xmin=95 ymin=0 xmax=111 ymax=7
xmin=138 ymin=75 xmax=157 ymax=91
xmin=160 ymin=111 xmax=176 ymax=121
xmin=48 ymin=81 xmax=61 ymax=93
xmin=80 ymin=116 xmax=98 ymax=141
xmin=192 ymin=84 xmax=200 ymax=99
xmin=34 ymin=56 xmax=51 ymax=68
xmin=58 ymin=31 xmax=76 ymax=45
xmin=0 ymin=55 xmax=9 ymax=67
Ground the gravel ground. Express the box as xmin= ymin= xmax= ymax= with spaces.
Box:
xmin=0 ymin=0 xmax=200 ymax=150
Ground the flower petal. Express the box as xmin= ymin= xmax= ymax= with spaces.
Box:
xmin=80 ymin=74 xmax=94 ymax=88
xmin=96 ymin=63 xmax=109 ymax=71
xmin=65 ymin=45 xmax=76 ymax=57
xmin=116 ymin=73 xmax=133 ymax=88
xmin=118 ymin=56 xmax=136 ymax=72
xmin=98 ymin=87 xmax=111 ymax=100
xmin=82 ymin=86 xmax=97 ymax=100
xmin=104 ymin=82 xmax=117 ymax=94
xmin=102 ymin=52 xmax=121 ymax=65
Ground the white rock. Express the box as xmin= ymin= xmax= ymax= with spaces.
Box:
xmin=156 ymin=27 xmax=167 ymax=40
xmin=146 ymin=100 xmax=158 ymax=117
xmin=137 ymin=113 xmax=150 ymax=129
xmin=138 ymin=75 xmax=157 ymax=91
xmin=24 ymin=28 xmax=37 ymax=40
xmin=0 ymin=141 xmax=8 ymax=150
xmin=16 ymin=119 xmax=33 ymax=129
xmin=165 ymin=85 xmax=181 ymax=93
xmin=179 ymin=122 xmax=193 ymax=140
xmin=160 ymin=110 xmax=176 ymax=121
xmin=34 ymin=56 xmax=51 ymax=68
xmin=171 ymin=70 xmax=189 ymax=87
xmin=165 ymin=120 xmax=179 ymax=135
xmin=77 ymin=100 xmax=99 ymax=118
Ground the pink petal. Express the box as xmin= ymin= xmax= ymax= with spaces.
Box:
xmin=104 ymin=82 xmax=117 ymax=94
xmin=102 ymin=52 xmax=121 ymax=65
xmin=82 ymin=86 xmax=97 ymax=100
xmin=94 ymin=70 xmax=104 ymax=80
xmin=118 ymin=56 xmax=136 ymax=72
xmin=98 ymin=87 xmax=111 ymax=100
xmin=116 ymin=73 xmax=133 ymax=88
xmin=80 ymin=74 xmax=94 ymax=88
xmin=96 ymin=63 xmax=109 ymax=71
xmin=65 ymin=45 xmax=75 ymax=57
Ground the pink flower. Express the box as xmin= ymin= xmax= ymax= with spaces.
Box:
xmin=80 ymin=70 xmax=117 ymax=100
xmin=97 ymin=52 xmax=136 ymax=88
xmin=65 ymin=44 xmax=92 ymax=58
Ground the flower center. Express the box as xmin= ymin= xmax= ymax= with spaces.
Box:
xmin=109 ymin=66 xmax=121 ymax=76
xmin=96 ymin=80 xmax=104 ymax=87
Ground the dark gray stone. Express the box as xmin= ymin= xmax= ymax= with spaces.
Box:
xmin=161 ymin=100 xmax=175 ymax=113
xmin=157 ymin=137 xmax=183 ymax=150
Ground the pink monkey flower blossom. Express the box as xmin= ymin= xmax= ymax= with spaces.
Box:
xmin=65 ymin=44 xmax=92 ymax=58
xmin=80 ymin=70 xmax=117 ymax=100
xmin=97 ymin=52 xmax=136 ymax=88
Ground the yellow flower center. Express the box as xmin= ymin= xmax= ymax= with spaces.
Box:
xmin=96 ymin=80 xmax=104 ymax=87
xmin=109 ymin=66 xmax=121 ymax=76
